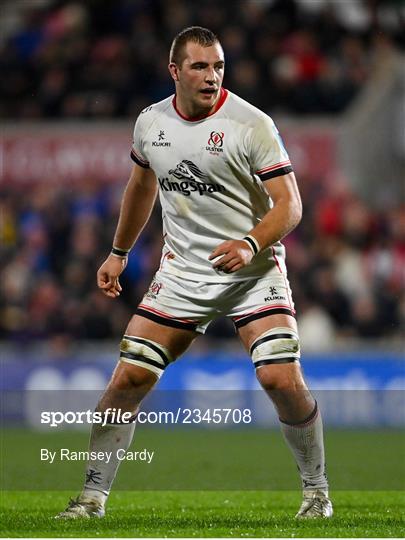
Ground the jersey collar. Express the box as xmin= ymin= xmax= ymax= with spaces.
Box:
xmin=172 ymin=88 xmax=228 ymax=122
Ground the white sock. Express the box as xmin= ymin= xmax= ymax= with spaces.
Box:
xmin=80 ymin=415 xmax=137 ymax=503
xmin=280 ymin=401 xmax=329 ymax=493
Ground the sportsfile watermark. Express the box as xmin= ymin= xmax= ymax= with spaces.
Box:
xmin=1 ymin=390 xmax=404 ymax=491
xmin=41 ymin=407 xmax=253 ymax=427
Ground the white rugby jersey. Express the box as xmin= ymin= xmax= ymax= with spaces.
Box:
xmin=131 ymin=88 xmax=294 ymax=283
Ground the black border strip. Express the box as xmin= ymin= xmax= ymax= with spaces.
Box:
xmin=112 ymin=247 xmax=129 ymax=257
xmin=123 ymin=336 xmax=170 ymax=366
xmin=258 ymin=165 xmax=293 ymax=181
xmin=120 ymin=351 xmax=165 ymax=370
xmin=234 ymin=307 xmax=295 ymax=328
xmin=243 ymin=236 xmax=259 ymax=255
xmin=130 ymin=150 xmax=150 ymax=168
xmin=250 ymin=332 xmax=295 ymax=355
xmin=254 ymin=357 xmax=297 ymax=368
xmin=135 ymin=308 xmax=198 ymax=331
xmin=280 ymin=401 xmax=318 ymax=426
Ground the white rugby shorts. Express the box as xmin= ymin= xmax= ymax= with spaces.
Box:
xmin=135 ymin=270 xmax=295 ymax=333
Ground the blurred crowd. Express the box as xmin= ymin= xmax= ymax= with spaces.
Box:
xmin=1 ymin=0 xmax=404 ymax=119
xmin=1 ymin=175 xmax=404 ymax=350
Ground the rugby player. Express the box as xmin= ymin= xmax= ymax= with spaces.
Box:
xmin=58 ymin=26 xmax=332 ymax=520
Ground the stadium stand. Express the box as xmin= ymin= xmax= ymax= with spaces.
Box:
xmin=1 ymin=0 xmax=404 ymax=118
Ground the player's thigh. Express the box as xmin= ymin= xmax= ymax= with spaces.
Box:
xmin=237 ymin=313 xmax=297 ymax=351
xmin=125 ymin=314 xmax=198 ymax=359
xmin=238 ymin=313 xmax=306 ymax=390
xmin=107 ymin=315 xmax=198 ymax=394
xmin=115 ymin=270 xmax=214 ymax=386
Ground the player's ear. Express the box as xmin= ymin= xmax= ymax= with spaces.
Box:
xmin=168 ymin=63 xmax=179 ymax=82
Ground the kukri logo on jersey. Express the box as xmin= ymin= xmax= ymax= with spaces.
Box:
xmin=152 ymin=130 xmax=171 ymax=147
xmin=158 ymin=160 xmax=226 ymax=197
xmin=264 ymin=286 xmax=286 ymax=302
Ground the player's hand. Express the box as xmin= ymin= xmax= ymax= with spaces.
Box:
xmin=208 ymin=240 xmax=254 ymax=273
xmin=97 ymin=254 xmax=127 ymax=298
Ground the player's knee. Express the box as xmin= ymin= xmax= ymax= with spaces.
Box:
xmin=250 ymin=327 xmax=300 ymax=390
xmin=119 ymin=334 xmax=173 ymax=381
xmin=113 ymin=361 xmax=158 ymax=390
xmin=256 ymin=365 xmax=299 ymax=392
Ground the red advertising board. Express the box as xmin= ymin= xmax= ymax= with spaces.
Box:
xmin=1 ymin=122 xmax=338 ymax=185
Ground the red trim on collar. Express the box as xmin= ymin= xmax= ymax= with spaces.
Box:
xmin=172 ymin=88 xmax=228 ymax=122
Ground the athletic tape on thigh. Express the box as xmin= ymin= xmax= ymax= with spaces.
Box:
xmin=250 ymin=326 xmax=300 ymax=369
xmin=119 ymin=335 xmax=173 ymax=377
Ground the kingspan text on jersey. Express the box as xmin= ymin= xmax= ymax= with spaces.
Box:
xmin=158 ymin=178 xmax=226 ymax=196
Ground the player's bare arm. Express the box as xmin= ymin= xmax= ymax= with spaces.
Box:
xmin=97 ymin=164 xmax=158 ymax=298
xmin=209 ymin=172 xmax=302 ymax=273
xmin=252 ymin=171 xmax=302 ymax=248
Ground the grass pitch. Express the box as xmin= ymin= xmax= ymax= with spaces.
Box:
xmin=1 ymin=428 xmax=404 ymax=536
xmin=1 ymin=490 xmax=404 ymax=537
xmin=2 ymin=428 xmax=404 ymax=490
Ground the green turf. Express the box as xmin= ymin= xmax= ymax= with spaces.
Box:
xmin=2 ymin=428 xmax=404 ymax=490
xmin=1 ymin=490 xmax=404 ymax=537
xmin=1 ymin=428 xmax=404 ymax=536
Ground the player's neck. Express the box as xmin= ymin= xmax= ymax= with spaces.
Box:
xmin=173 ymin=89 xmax=225 ymax=121
xmin=176 ymin=96 xmax=217 ymax=120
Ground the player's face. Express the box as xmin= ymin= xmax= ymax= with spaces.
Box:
xmin=170 ymin=41 xmax=225 ymax=116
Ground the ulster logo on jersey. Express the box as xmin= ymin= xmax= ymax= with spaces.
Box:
xmin=146 ymin=280 xmax=163 ymax=299
xmin=158 ymin=160 xmax=226 ymax=197
xmin=206 ymin=131 xmax=224 ymax=154
xmin=208 ymin=131 xmax=224 ymax=147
